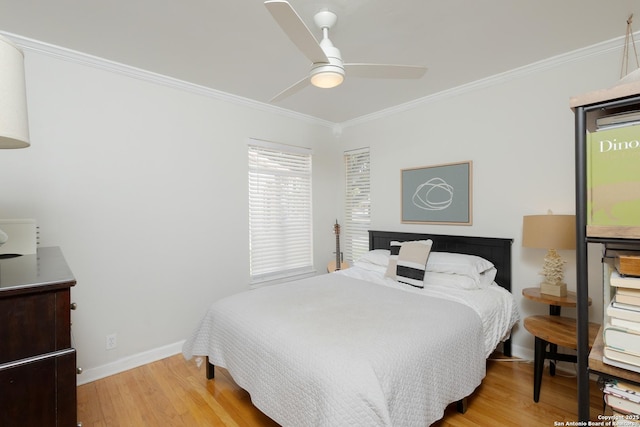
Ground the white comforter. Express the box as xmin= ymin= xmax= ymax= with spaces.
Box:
xmin=182 ymin=272 xmax=514 ymax=426
xmin=335 ymin=266 xmax=519 ymax=358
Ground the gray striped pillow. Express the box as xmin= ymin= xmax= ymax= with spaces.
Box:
xmin=396 ymin=240 xmax=433 ymax=288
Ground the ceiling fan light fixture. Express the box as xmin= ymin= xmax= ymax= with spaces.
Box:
xmin=264 ymin=1 xmax=427 ymax=101
xmin=310 ymin=69 xmax=344 ymax=88
xmin=310 ymin=56 xmax=344 ymax=89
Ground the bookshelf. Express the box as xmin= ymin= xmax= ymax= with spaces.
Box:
xmin=571 ymin=80 xmax=640 ymax=421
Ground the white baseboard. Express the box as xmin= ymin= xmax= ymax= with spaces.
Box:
xmin=76 ymin=341 xmax=588 ymax=387
xmin=508 ymin=342 xmax=593 ymax=378
xmin=510 ymin=343 xmax=534 ymax=361
xmin=77 ymin=340 xmax=185 ymax=385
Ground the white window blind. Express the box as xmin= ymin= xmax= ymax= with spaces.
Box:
xmin=248 ymin=139 xmax=313 ymax=284
xmin=344 ymin=148 xmax=370 ymax=264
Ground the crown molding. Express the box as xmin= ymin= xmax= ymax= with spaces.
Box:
xmin=1 ymin=30 xmax=634 ymax=135
xmin=339 ymin=33 xmax=634 ymax=129
xmin=0 ymin=31 xmax=337 ymax=131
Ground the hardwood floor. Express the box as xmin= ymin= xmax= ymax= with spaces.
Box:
xmin=78 ymin=354 xmax=605 ymax=426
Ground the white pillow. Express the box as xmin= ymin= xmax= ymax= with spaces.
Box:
xmin=356 ymin=249 xmax=390 ymax=266
xmin=423 ymin=267 xmax=497 ymax=290
xmin=423 ymin=271 xmax=479 ymax=290
xmin=353 ymin=260 xmax=388 ymax=274
xmin=480 ymin=266 xmax=498 ymax=287
xmin=426 ymin=252 xmax=494 ymax=282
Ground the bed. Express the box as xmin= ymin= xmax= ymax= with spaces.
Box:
xmin=182 ymin=230 xmax=519 ymax=426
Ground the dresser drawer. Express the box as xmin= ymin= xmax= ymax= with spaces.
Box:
xmin=0 ymin=349 xmax=77 ymax=427
xmin=0 ymin=288 xmax=71 ymax=364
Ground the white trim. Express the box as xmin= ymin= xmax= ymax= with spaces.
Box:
xmin=344 ymin=146 xmax=370 ymax=155
xmin=509 ymin=342 xmax=582 ymax=376
xmin=1 ymin=30 xmax=636 ymax=131
xmin=0 ymin=31 xmax=335 ymax=130
xmin=250 ymin=269 xmax=317 ymax=289
xmin=247 ymin=137 xmax=312 ymax=155
xmin=510 ymin=342 xmax=533 ymax=362
xmin=76 ymin=340 xmax=185 ymax=385
xmin=340 ymin=34 xmax=636 ymax=129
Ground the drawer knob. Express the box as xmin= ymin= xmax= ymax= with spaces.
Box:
xmin=70 ymin=302 xmax=78 ymax=310
xmin=77 ymin=367 xmax=83 ymax=375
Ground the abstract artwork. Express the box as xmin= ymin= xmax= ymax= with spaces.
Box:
xmin=401 ymin=161 xmax=472 ymax=225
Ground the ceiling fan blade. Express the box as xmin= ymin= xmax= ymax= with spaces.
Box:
xmin=265 ymin=0 xmax=328 ymax=64
xmin=270 ymin=75 xmax=310 ymax=103
xmin=344 ymin=63 xmax=427 ymax=79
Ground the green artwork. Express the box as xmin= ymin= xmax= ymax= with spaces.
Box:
xmin=587 ymin=124 xmax=640 ymax=226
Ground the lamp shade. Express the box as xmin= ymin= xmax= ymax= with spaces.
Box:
xmin=522 ymin=214 xmax=576 ymax=250
xmin=0 ymin=34 xmax=30 ymax=149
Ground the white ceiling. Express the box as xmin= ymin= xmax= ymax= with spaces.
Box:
xmin=1 ymin=0 xmax=639 ymax=123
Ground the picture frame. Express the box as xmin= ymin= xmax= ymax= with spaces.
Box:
xmin=586 ymin=124 xmax=640 ymax=238
xmin=401 ymin=161 xmax=472 ymax=225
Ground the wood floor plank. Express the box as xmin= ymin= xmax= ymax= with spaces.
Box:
xmin=77 ymin=354 xmax=607 ymax=426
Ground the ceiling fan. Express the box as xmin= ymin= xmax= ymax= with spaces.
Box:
xmin=264 ymin=0 xmax=428 ymax=102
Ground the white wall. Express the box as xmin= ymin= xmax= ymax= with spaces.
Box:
xmin=339 ymin=43 xmax=623 ymax=358
xmin=0 ymin=45 xmax=341 ymax=381
xmin=0 ymin=33 xmax=627 ymax=381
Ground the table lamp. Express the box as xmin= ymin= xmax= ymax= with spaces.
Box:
xmin=522 ymin=212 xmax=576 ymax=297
xmin=0 ymin=34 xmax=31 ymax=247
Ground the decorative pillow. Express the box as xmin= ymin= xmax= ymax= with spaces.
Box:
xmin=425 ymin=252 xmax=494 ymax=282
xmin=396 ymin=240 xmax=433 ymax=288
xmin=384 ymin=241 xmax=403 ymax=280
xmin=356 ymin=249 xmax=390 ymax=267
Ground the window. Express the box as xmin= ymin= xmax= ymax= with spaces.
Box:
xmin=343 ymin=148 xmax=370 ymax=264
xmin=248 ymin=139 xmax=313 ymax=285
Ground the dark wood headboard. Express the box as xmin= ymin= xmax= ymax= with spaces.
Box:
xmin=369 ymin=230 xmax=514 ymax=357
xmin=368 ymin=230 xmax=513 ymax=292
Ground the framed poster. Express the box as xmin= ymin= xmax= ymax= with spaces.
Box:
xmin=586 ymin=124 xmax=640 ymax=238
xmin=401 ymin=161 xmax=472 ymax=225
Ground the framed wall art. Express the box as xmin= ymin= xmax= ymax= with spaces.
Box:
xmin=401 ymin=161 xmax=472 ymax=225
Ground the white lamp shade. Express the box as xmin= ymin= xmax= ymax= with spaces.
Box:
xmin=0 ymin=34 xmax=30 ymax=149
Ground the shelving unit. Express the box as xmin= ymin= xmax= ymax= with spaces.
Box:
xmin=571 ymin=80 xmax=640 ymax=421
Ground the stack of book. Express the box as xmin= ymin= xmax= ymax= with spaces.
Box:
xmin=603 ymin=379 xmax=640 ymax=423
xmin=604 ymin=253 xmax=640 ymax=373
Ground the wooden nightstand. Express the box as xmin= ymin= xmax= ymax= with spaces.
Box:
xmin=522 ymin=287 xmax=598 ymax=402
xmin=522 ymin=287 xmax=588 ymax=316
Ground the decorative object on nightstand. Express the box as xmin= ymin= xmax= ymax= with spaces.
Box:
xmin=522 ymin=212 xmax=576 ymax=297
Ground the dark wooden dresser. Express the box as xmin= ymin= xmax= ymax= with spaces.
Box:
xmin=0 ymin=247 xmax=77 ymax=426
